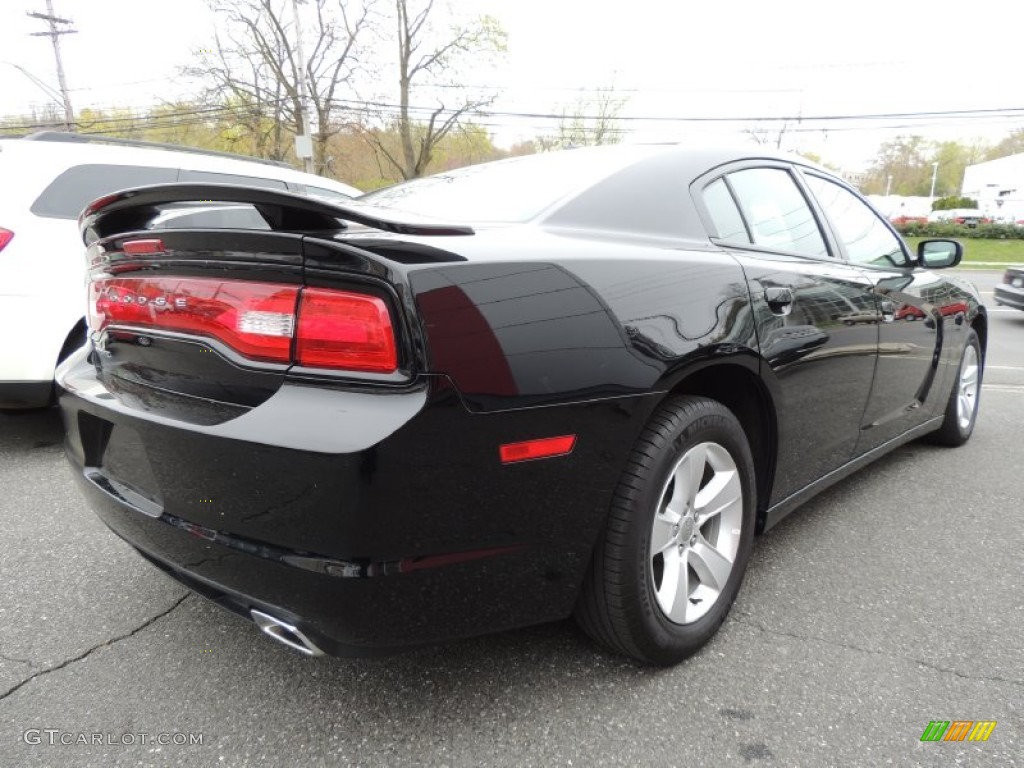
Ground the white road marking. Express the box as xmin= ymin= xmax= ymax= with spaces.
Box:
xmin=982 ymin=384 xmax=1024 ymax=392
xmin=986 ymin=365 xmax=1024 ymax=371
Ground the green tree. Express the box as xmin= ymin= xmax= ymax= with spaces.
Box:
xmin=984 ymin=128 xmax=1024 ymax=161
xmin=862 ymin=135 xmax=932 ymax=196
xmin=931 ymin=140 xmax=987 ymax=198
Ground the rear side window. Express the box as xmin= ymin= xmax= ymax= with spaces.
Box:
xmin=726 ymin=168 xmax=828 ymax=258
xmin=179 ymin=170 xmax=287 ymax=189
xmin=703 ymin=178 xmax=750 ymax=243
xmin=30 ymin=164 xmax=177 ymax=219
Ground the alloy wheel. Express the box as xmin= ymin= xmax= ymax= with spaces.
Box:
xmin=649 ymin=441 xmax=743 ymax=624
xmin=957 ymin=343 xmax=979 ymax=431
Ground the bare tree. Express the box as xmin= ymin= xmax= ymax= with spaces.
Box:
xmin=365 ymin=0 xmax=506 ymax=180
xmin=185 ymin=0 xmax=374 ymax=171
xmin=541 ymin=86 xmax=628 ymax=150
xmin=745 ymin=122 xmax=791 ymax=150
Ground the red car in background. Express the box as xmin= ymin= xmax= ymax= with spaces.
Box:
xmin=889 ymin=215 xmax=928 ymax=227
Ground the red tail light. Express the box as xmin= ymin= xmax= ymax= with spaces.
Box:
xmin=296 ymin=289 xmax=397 ymax=372
xmin=88 ymin=276 xmax=398 ymax=372
xmin=0 ymin=228 xmax=13 ymax=252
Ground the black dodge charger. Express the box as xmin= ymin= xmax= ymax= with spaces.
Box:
xmin=59 ymin=146 xmax=985 ymax=665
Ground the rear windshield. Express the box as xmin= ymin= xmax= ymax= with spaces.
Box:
xmin=360 ymin=149 xmax=648 ymax=223
xmin=31 ymin=164 xmax=177 ymax=219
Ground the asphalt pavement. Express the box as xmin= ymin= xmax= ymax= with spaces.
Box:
xmin=0 ymin=268 xmax=1020 ymax=767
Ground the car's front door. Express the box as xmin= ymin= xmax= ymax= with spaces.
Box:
xmin=799 ymin=172 xmax=947 ymax=452
xmin=698 ymin=166 xmax=880 ymax=505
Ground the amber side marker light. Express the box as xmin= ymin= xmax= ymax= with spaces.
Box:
xmin=499 ymin=435 xmax=577 ymax=464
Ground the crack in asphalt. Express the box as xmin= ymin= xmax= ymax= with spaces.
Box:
xmin=0 ymin=594 xmax=189 ymax=703
xmin=732 ymin=611 xmax=1024 ymax=688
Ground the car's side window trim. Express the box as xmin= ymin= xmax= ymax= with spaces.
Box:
xmin=694 ymin=162 xmax=839 ymax=262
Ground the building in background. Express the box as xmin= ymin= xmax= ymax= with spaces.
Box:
xmin=962 ymin=154 xmax=1024 ymax=223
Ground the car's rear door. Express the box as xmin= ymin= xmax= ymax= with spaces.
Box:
xmin=696 ymin=164 xmax=880 ymax=505
xmin=798 ymin=171 xmax=948 ymax=452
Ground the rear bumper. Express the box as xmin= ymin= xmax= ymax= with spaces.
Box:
xmin=59 ymin=354 xmax=656 ymax=653
xmin=993 ymin=283 xmax=1024 ymax=311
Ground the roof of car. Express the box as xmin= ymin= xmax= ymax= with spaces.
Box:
xmin=0 ymin=132 xmax=361 ymax=197
xmin=363 ymin=143 xmax=834 ymax=242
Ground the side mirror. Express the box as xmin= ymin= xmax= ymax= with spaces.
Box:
xmin=918 ymin=239 xmax=962 ymax=269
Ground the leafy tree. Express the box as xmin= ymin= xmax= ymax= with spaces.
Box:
xmin=861 ymin=135 xmax=932 ymax=196
xmin=862 ymin=137 xmax=992 ymax=197
xmin=930 ymin=140 xmax=986 ymax=198
xmin=0 ymin=105 xmax=64 ymax=135
xmin=984 ymin=128 xmax=1024 ymax=161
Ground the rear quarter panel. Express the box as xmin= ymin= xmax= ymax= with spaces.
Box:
xmin=401 ymin=228 xmax=759 ymax=412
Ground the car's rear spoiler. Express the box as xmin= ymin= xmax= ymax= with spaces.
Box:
xmin=79 ymin=183 xmax=475 ymax=243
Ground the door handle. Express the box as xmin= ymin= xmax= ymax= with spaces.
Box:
xmin=764 ymin=287 xmax=793 ymax=316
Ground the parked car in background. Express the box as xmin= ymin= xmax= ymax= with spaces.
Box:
xmin=927 ymin=208 xmax=989 ymax=227
xmin=889 ymin=214 xmax=928 ymax=227
xmin=994 ymin=267 xmax=1024 ymax=311
xmin=0 ymin=132 xmax=361 ymax=409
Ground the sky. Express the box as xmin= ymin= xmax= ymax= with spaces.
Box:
xmin=3 ymin=0 xmax=1023 ymax=170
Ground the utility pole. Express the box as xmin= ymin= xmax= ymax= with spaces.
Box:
xmin=27 ymin=0 xmax=76 ymax=132
xmin=291 ymin=0 xmax=315 ymax=173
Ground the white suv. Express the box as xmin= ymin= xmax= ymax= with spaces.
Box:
xmin=0 ymin=132 xmax=361 ymax=409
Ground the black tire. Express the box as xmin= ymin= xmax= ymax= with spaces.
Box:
xmin=927 ymin=328 xmax=982 ymax=447
xmin=575 ymin=395 xmax=756 ymax=665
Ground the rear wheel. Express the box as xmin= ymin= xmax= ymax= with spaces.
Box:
xmin=928 ymin=328 xmax=982 ymax=446
xmin=575 ymin=396 xmax=756 ymax=665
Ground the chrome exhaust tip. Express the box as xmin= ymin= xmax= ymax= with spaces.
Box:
xmin=251 ymin=609 xmax=325 ymax=657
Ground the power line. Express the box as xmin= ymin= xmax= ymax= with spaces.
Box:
xmin=327 ymin=98 xmax=1024 ymax=125
xmin=3 ymin=97 xmax=1024 ymax=142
